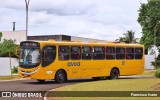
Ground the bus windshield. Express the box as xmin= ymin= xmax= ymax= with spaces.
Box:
xmin=19 ymin=48 xmax=40 ymax=67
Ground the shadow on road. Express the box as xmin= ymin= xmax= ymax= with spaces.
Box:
xmin=23 ymin=76 xmax=154 ymax=84
xmin=24 ymin=78 xmax=95 ymax=85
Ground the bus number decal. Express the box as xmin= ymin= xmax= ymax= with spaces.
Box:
xmin=67 ymin=62 xmax=80 ymax=66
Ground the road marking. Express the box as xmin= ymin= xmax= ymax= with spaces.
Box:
xmin=44 ymin=89 xmax=55 ymax=100
xmin=44 ymin=84 xmax=74 ymax=100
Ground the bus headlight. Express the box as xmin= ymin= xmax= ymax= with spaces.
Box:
xmin=19 ymin=68 xmax=40 ymax=76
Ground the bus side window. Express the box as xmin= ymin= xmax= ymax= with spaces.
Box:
xmin=93 ymin=47 xmax=105 ymax=60
xmin=82 ymin=46 xmax=92 ymax=60
xmin=106 ymin=47 xmax=115 ymax=60
xmin=135 ymin=48 xmax=143 ymax=59
xmin=71 ymin=46 xmax=81 ymax=60
xmin=126 ymin=48 xmax=134 ymax=59
xmin=42 ymin=46 xmax=56 ymax=67
xmin=59 ymin=46 xmax=69 ymax=60
xmin=116 ymin=47 xmax=125 ymax=59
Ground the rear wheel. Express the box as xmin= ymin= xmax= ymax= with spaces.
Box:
xmin=110 ymin=69 xmax=119 ymax=79
xmin=37 ymin=79 xmax=45 ymax=83
xmin=55 ymin=70 xmax=67 ymax=83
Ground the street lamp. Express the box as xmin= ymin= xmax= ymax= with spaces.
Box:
xmin=25 ymin=0 xmax=30 ymax=40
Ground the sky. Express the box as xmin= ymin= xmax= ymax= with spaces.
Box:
xmin=0 ymin=0 xmax=147 ymax=41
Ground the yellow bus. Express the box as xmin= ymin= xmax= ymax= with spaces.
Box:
xmin=18 ymin=40 xmax=144 ymax=83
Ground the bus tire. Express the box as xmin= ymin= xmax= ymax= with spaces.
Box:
xmin=55 ymin=70 xmax=66 ymax=83
xmin=109 ymin=68 xmax=119 ymax=79
xmin=92 ymin=77 xmax=101 ymax=80
xmin=37 ymin=79 xmax=45 ymax=83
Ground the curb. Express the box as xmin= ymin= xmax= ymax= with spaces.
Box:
xmin=44 ymin=84 xmax=74 ymax=100
xmin=0 ymin=78 xmax=29 ymax=82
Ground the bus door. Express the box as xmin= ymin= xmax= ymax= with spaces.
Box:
xmin=42 ymin=46 xmax=56 ymax=68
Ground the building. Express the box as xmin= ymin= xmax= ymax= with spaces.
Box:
xmin=28 ymin=35 xmax=107 ymax=43
xmin=0 ymin=30 xmax=26 ymax=44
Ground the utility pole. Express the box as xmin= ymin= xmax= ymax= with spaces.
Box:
xmin=13 ymin=22 xmax=16 ymax=31
xmin=9 ymin=51 xmax=12 ymax=79
xmin=25 ymin=0 xmax=30 ymax=40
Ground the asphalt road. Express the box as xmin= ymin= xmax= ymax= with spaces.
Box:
xmin=0 ymin=78 xmax=94 ymax=100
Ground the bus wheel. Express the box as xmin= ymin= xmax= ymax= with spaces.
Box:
xmin=110 ymin=69 xmax=119 ymax=79
xmin=55 ymin=70 xmax=66 ymax=83
xmin=37 ymin=79 xmax=45 ymax=83
xmin=92 ymin=77 xmax=101 ymax=80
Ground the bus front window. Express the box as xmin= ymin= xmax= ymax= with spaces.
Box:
xmin=19 ymin=48 xmax=40 ymax=68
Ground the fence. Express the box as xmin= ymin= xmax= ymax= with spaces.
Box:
xmin=145 ymin=55 xmax=155 ymax=70
xmin=0 ymin=57 xmax=18 ymax=76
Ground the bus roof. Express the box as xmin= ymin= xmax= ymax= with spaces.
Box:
xmin=24 ymin=40 xmax=144 ymax=47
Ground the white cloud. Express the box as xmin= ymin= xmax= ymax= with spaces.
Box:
xmin=0 ymin=0 xmax=147 ymax=41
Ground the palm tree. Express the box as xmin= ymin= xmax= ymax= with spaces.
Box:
xmin=123 ymin=30 xmax=135 ymax=43
xmin=116 ymin=30 xmax=139 ymax=43
xmin=115 ymin=37 xmax=127 ymax=42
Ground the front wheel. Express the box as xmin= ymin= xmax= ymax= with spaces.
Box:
xmin=55 ymin=70 xmax=67 ymax=83
xmin=110 ymin=69 xmax=119 ymax=79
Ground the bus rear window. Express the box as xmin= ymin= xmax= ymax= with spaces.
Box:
xmin=135 ymin=48 xmax=143 ymax=59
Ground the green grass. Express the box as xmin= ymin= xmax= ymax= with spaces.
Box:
xmin=140 ymin=70 xmax=155 ymax=76
xmin=57 ymin=78 xmax=159 ymax=91
xmin=47 ymin=74 xmax=160 ymax=100
xmin=155 ymin=69 xmax=160 ymax=78
xmin=0 ymin=75 xmax=20 ymax=80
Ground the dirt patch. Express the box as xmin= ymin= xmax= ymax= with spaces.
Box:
xmin=145 ymin=70 xmax=156 ymax=73
xmin=151 ymin=83 xmax=160 ymax=90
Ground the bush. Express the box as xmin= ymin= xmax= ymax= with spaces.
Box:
xmin=151 ymin=60 xmax=160 ymax=69
xmin=12 ymin=66 xmax=18 ymax=74
xmin=155 ymin=68 xmax=160 ymax=78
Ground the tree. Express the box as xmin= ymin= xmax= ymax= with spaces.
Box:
xmin=0 ymin=39 xmax=17 ymax=57
xmin=116 ymin=30 xmax=138 ymax=43
xmin=138 ymin=0 xmax=160 ymax=49
xmin=138 ymin=0 xmax=160 ymax=68
xmin=0 ymin=35 xmax=17 ymax=79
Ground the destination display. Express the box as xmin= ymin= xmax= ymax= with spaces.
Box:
xmin=20 ymin=42 xmax=40 ymax=47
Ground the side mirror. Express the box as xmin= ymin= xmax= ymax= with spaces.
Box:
xmin=15 ymin=47 xmax=20 ymax=58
